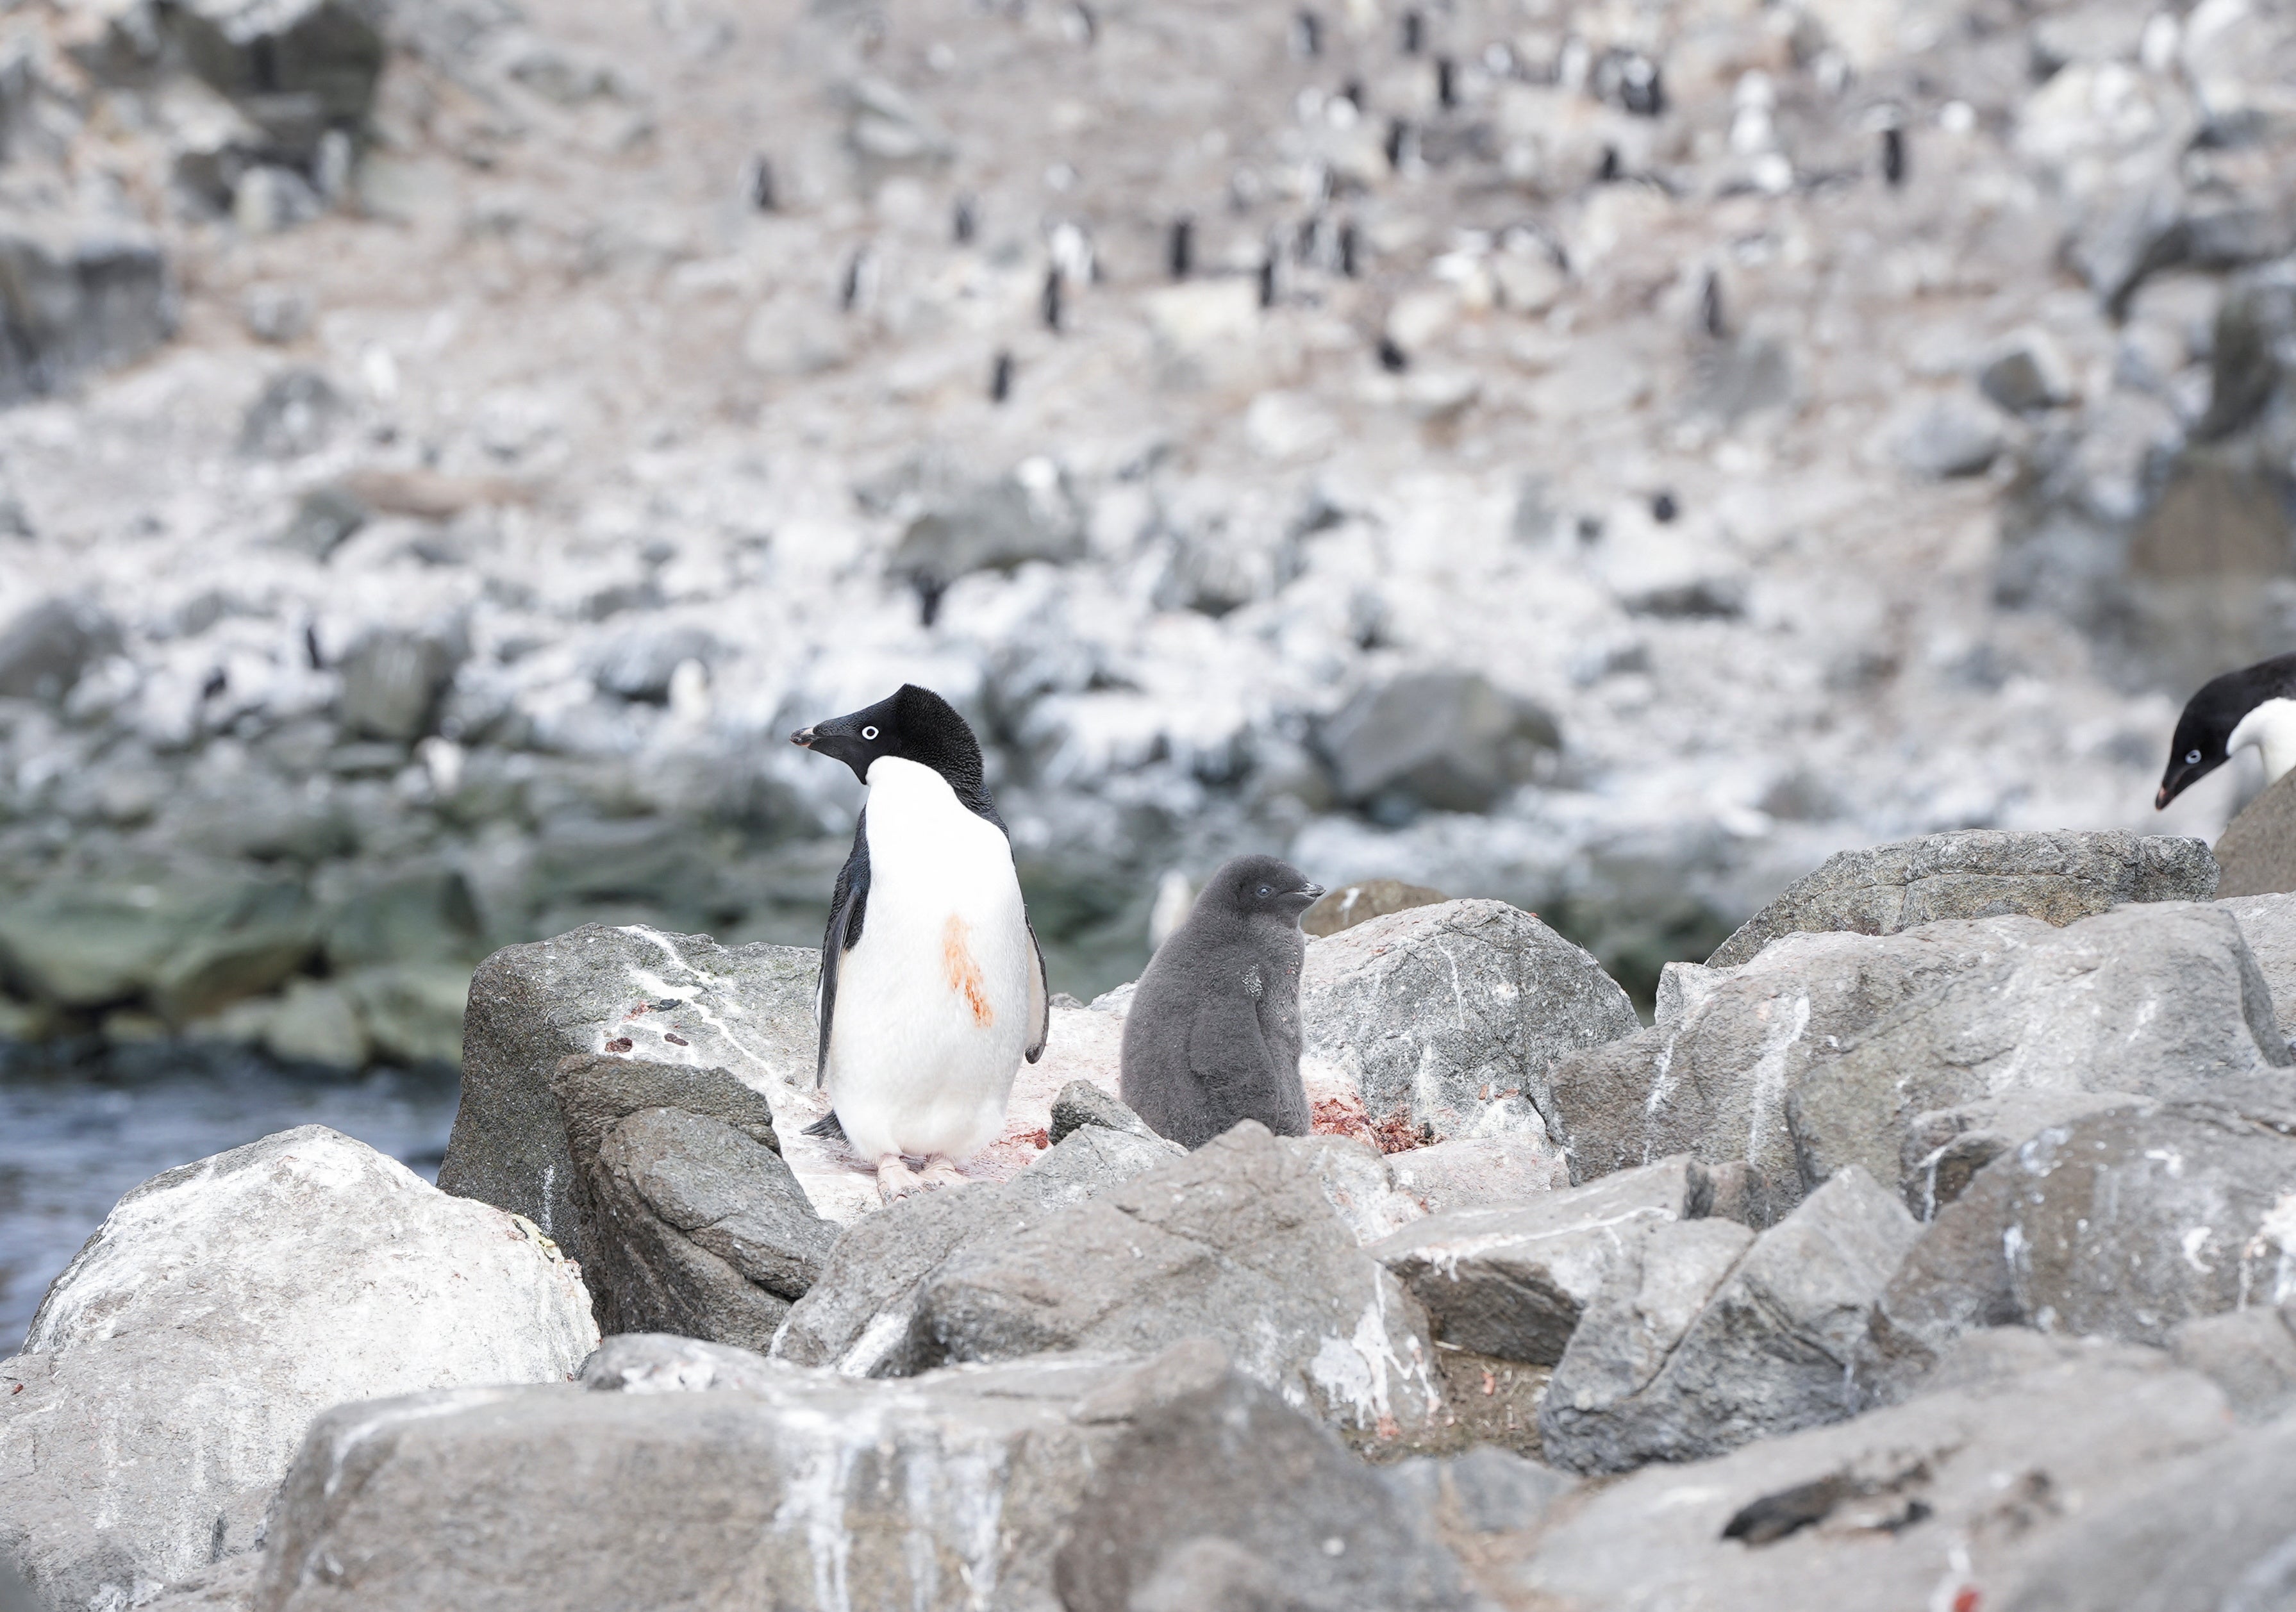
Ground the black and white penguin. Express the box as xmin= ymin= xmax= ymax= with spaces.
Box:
xmin=1119 ymin=854 xmax=1324 ymax=1149
xmin=2156 ymin=652 xmax=2296 ymax=809
xmin=791 ymin=685 xmax=1050 ymax=1200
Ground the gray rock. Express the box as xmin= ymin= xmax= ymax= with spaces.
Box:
xmin=1051 ymin=1340 xmax=1475 ymax=1612
xmin=1865 ymin=1103 xmax=2296 ymax=1395
xmin=2196 ymin=254 xmax=2296 ymax=444
xmin=250 ymin=1334 xmax=1468 ymax=1612
xmin=1049 ymin=1077 xmax=1160 ymax=1143
xmin=1300 ymin=877 xmax=1449 ymax=937
xmin=907 ymin=1122 xmax=1446 ymax=1442
xmin=1380 ymin=1131 xmax=1571 ymax=1213
xmin=2215 ymin=770 xmax=2296 ymax=899
xmin=1517 ymin=1333 xmax=2233 ymax=1609
xmin=551 ymin=1053 xmax=832 ymax=1350
xmin=0 ymin=596 xmax=119 ymax=701
xmin=1376 ymin=1445 xmax=1578 ymax=1534
xmin=1541 ymin=1167 xmax=1920 ymax=1473
xmin=1317 ymin=671 xmax=1560 ymax=815
xmin=254 ymin=1349 xmax=1111 ymax=1612
xmin=170 ymin=0 xmax=387 ymax=131
xmin=1977 ymin=329 xmax=2076 ymax=414
xmin=1708 ymin=828 xmax=2219 ymax=967
xmin=1893 ymin=395 xmax=2006 ymax=477
xmin=888 ymin=467 xmax=1085 ymax=602
xmin=276 ymin=482 xmax=367 ymax=559
xmin=2218 ymin=890 xmax=2296 ymax=1033
xmin=1555 ymin=902 xmax=2288 ymax=1226
xmin=2169 ymin=1304 xmax=2296 ymax=1421
xmin=438 ymin=924 xmax=816 ymax=1262
xmin=771 ymin=1121 xmax=1182 ymax=1376
xmin=0 ymin=215 xmax=175 ymax=403
xmin=0 ymin=1127 xmax=594 ymax=1612
xmin=237 ymin=367 xmax=344 ymax=459
xmin=588 ymin=622 xmax=722 ymax=703
xmin=337 ymin=626 xmax=460 ymax=741
xmin=1370 ymin=1155 xmax=1717 ymax=1365
xmin=319 ymin=864 xmax=483 ymax=970
xmin=1302 ymin=899 xmax=1638 ymax=1141
xmin=2001 ymin=1408 xmax=2296 ymax=1612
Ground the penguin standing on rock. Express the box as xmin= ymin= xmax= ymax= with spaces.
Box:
xmin=1120 ymin=854 xmax=1324 ymax=1149
xmin=2156 ymin=652 xmax=2296 ymax=808
xmin=791 ymin=685 xmax=1049 ymax=1201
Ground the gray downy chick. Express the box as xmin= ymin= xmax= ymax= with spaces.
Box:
xmin=1120 ymin=854 xmax=1324 ymax=1149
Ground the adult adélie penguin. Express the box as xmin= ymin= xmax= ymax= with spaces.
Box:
xmin=790 ymin=684 xmax=1050 ymax=1201
xmin=2156 ymin=652 xmax=2296 ymax=809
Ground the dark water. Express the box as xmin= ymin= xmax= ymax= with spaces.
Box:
xmin=0 ymin=1042 xmax=460 ymax=1354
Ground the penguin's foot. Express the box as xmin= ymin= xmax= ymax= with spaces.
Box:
xmin=875 ymin=1154 xmax=926 ymax=1202
xmin=919 ymin=1156 xmax=971 ymax=1191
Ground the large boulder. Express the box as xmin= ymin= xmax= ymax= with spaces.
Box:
xmin=0 ymin=214 xmax=176 ymax=403
xmin=888 ymin=1124 xmax=1448 ymax=1443
xmin=1317 ymin=671 xmax=1560 ymax=816
xmin=1369 ymin=1155 xmax=1718 ymax=1365
xmin=1551 ymin=902 xmax=2291 ymax=1226
xmin=1513 ymin=1331 xmax=2236 ymax=1609
xmin=437 ymin=925 xmax=819 ymax=1259
xmin=2218 ymin=771 xmax=2296 ymax=898
xmin=0 ymin=1127 xmax=596 ymax=1612
xmin=2002 ymin=1403 xmax=2296 ymax=1612
xmin=1707 ymin=829 xmax=2218 ymax=967
xmin=250 ymin=1333 xmax=1472 ymax=1612
xmin=2219 ymin=888 xmax=2296 ymax=1035
xmin=335 ymin=625 xmax=460 ymax=741
xmin=0 ymin=596 xmax=119 ymax=701
xmin=1863 ymin=1102 xmax=2296 ymax=1394
xmin=169 ymin=0 xmax=387 ymax=136
xmin=1302 ymin=899 xmax=1639 ymax=1140
xmin=1540 ymin=1167 xmax=1920 ymax=1473
xmin=551 ymin=1052 xmax=835 ymax=1350
xmin=773 ymin=1120 xmax=1186 ymax=1376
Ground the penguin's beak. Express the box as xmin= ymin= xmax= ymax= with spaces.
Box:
xmin=1301 ymin=883 xmax=1326 ymax=901
xmin=790 ymin=726 xmax=817 ymax=749
xmin=2156 ymin=783 xmax=2173 ymax=811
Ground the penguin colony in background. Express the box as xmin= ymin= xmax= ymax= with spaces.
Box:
xmin=793 ymin=685 xmax=1322 ymax=1199
xmin=2156 ymin=651 xmax=2296 ymax=809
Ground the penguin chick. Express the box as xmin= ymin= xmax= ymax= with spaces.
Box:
xmin=792 ymin=685 xmax=1050 ymax=1202
xmin=2157 ymin=652 xmax=2296 ymax=809
xmin=1120 ymin=854 xmax=1324 ymax=1149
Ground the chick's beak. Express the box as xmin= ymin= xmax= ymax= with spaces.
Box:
xmin=790 ymin=726 xmax=817 ymax=749
xmin=1300 ymin=883 xmax=1326 ymax=902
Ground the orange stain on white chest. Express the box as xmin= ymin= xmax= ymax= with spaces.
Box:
xmin=942 ymin=914 xmax=995 ymax=1027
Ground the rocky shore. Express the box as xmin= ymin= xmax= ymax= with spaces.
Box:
xmin=3 ymin=0 xmax=2296 ymax=1083
xmin=8 ymin=827 xmax=2296 ymax=1609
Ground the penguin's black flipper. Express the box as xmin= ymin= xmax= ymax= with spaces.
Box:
xmin=803 ymin=1111 xmax=848 ymax=1141
xmin=1188 ymin=987 xmax=1276 ymax=1102
xmin=815 ymin=813 xmax=870 ymax=1088
xmin=1024 ymin=921 xmax=1051 ymax=1063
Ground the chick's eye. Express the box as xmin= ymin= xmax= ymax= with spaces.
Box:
xmin=862 ymin=726 xmax=879 ymax=741
xmin=1257 ymin=885 xmax=1271 ymax=897
xmin=2187 ymin=749 xmax=2202 ymax=765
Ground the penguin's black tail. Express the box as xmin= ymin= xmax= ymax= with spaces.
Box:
xmin=803 ymin=1111 xmax=847 ymax=1142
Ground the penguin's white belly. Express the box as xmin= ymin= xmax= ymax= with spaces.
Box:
xmin=826 ymin=760 xmax=1031 ymax=1163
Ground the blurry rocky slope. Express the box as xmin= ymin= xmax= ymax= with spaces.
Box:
xmin=0 ymin=0 xmax=2289 ymax=1063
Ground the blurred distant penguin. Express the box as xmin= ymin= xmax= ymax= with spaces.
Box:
xmin=2156 ymin=652 xmax=2296 ymax=808
xmin=1147 ymin=868 xmax=1195 ymax=951
xmin=791 ymin=685 xmax=1050 ymax=1201
xmin=1120 ymin=854 xmax=1324 ymax=1149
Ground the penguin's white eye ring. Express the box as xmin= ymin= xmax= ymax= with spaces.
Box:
xmin=862 ymin=726 xmax=879 ymax=741
xmin=2187 ymin=749 xmax=2202 ymax=765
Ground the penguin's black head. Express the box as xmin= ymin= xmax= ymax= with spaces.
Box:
xmin=1210 ymin=854 xmax=1324 ymax=924
xmin=791 ymin=683 xmax=988 ymax=794
xmin=2156 ymin=654 xmax=2296 ymax=809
